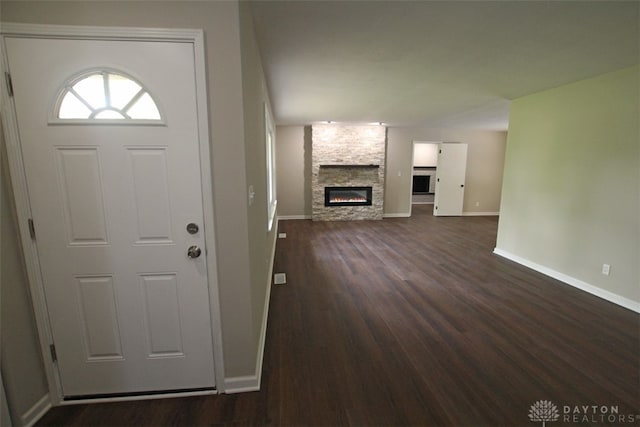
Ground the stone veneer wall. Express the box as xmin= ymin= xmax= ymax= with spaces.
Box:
xmin=312 ymin=124 xmax=386 ymax=221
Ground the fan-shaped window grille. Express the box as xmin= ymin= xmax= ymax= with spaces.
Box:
xmin=56 ymin=70 xmax=162 ymax=121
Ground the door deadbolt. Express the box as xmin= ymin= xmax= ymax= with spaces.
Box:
xmin=186 ymin=223 xmax=199 ymax=234
xmin=187 ymin=245 xmax=202 ymax=259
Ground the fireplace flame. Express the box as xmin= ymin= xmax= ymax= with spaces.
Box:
xmin=330 ymin=197 xmax=367 ymax=203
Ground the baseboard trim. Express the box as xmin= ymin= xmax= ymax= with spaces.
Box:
xmin=383 ymin=213 xmax=411 ymax=218
xmin=22 ymin=394 xmax=50 ymax=427
xmin=277 ymin=215 xmax=311 ymax=220
xmin=462 ymin=211 xmax=499 ymax=216
xmin=223 ymin=375 xmax=260 ymax=394
xmin=493 ymin=248 xmax=640 ymax=313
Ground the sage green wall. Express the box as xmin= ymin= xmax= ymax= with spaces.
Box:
xmin=496 ymin=65 xmax=639 ymax=304
xmin=1 ymin=122 xmax=49 ymax=426
xmin=2 ymin=0 xmax=275 ymax=389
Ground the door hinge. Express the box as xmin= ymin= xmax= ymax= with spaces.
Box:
xmin=49 ymin=344 xmax=58 ymax=363
xmin=28 ymin=218 xmax=36 ymax=239
xmin=5 ymin=72 xmax=13 ymax=97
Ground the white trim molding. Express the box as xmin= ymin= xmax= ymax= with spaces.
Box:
xmin=58 ymin=389 xmax=217 ymax=406
xmin=21 ymin=394 xmax=51 ymax=427
xmin=493 ymin=248 xmax=640 ymax=313
xmin=224 ymin=375 xmax=260 ymax=394
xmin=463 ymin=211 xmax=499 ymax=216
xmin=278 ymin=215 xmax=311 ymax=220
xmin=383 ymin=212 xmax=411 ymax=218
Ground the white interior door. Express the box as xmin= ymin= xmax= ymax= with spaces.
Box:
xmin=433 ymin=143 xmax=468 ymax=216
xmin=4 ymin=36 xmax=216 ymax=397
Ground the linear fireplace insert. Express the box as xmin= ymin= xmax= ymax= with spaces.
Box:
xmin=324 ymin=186 xmax=373 ymax=207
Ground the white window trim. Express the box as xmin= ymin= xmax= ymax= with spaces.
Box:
xmin=265 ymin=103 xmax=277 ymax=231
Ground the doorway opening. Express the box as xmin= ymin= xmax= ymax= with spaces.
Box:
xmin=411 ymin=142 xmax=439 ymax=208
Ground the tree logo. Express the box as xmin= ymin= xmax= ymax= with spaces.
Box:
xmin=529 ymin=400 xmax=559 ymax=426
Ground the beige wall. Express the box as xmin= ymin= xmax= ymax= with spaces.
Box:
xmin=1 ymin=123 xmax=49 ymax=426
xmin=239 ymin=1 xmax=278 ymax=359
xmin=1 ymin=0 xmax=276 ymax=402
xmin=273 ymin=124 xmax=323 ymax=218
xmin=276 ymin=125 xmax=507 ymax=218
xmin=386 ymin=128 xmax=507 ymax=215
xmin=496 ymin=66 xmax=639 ymax=305
xmin=276 ymin=126 xmax=312 ymax=218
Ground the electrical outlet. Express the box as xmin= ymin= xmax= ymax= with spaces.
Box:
xmin=602 ymin=264 xmax=611 ymax=276
xmin=475 ymin=201 xmax=480 ymax=207
xmin=278 ymin=233 xmax=287 ymax=239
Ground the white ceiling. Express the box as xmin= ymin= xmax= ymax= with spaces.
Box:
xmin=249 ymin=1 xmax=639 ymax=130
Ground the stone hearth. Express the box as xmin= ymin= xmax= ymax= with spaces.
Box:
xmin=312 ymin=124 xmax=386 ymax=221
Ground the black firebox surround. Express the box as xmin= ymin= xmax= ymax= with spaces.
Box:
xmin=324 ymin=186 xmax=373 ymax=207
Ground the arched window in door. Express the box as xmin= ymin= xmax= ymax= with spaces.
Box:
xmin=54 ymin=70 xmax=162 ymax=122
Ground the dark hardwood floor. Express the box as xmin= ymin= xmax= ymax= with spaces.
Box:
xmin=37 ymin=205 xmax=640 ymax=426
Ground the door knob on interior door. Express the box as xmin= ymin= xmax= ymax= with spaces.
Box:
xmin=187 ymin=245 xmax=201 ymax=259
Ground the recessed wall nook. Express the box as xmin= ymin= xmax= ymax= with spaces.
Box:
xmin=312 ymin=124 xmax=386 ymax=221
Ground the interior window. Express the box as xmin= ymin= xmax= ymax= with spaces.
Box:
xmin=57 ymin=71 xmax=161 ymax=121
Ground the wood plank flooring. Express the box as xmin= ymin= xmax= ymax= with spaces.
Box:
xmin=36 ymin=205 xmax=640 ymax=426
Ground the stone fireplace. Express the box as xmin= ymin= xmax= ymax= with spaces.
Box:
xmin=312 ymin=124 xmax=386 ymax=221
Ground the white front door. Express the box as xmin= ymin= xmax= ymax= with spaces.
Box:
xmin=4 ymin=36 xmax=216 ymax=397
xmin=433 ymin=143 xmax=468 ymax=216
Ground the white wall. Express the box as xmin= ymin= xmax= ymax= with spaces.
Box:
xmin=413 ymin=142 xmax=438 ymax=167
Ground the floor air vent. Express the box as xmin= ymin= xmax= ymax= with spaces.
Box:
xmin=273 ymin=273 xmax=287 ymax=285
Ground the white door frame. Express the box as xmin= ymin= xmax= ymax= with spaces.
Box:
xmin=0 ymin=23 xmax=226 ymax=405
xmin=409 ymin=141 xmax=441 ymax=217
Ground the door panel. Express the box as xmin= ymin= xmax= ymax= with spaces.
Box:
xmin=433 ymin=143 xmax=468 ymax=216
xmin=76 ymin=276 xmax=123 ymax=360
xmin=5 ymin=36 xmax=216 ymax=397
xmin=127 ymin=147 xmax=173 ymax=243
xmin=140 ymin=273 xmax=184 ymax=356
xmin=56 ymin=148 xmax=110 ymax=244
